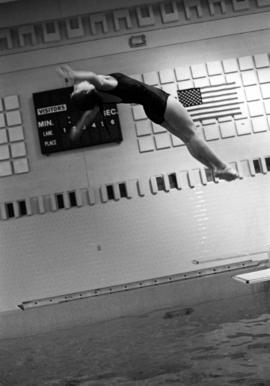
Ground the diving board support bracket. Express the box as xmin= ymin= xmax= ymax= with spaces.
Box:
xmin=17 ymin=259 xmax=267 ymax=311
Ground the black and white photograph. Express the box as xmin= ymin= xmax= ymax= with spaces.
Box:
xmin=0 ymin=0 xmax=270 ymax=385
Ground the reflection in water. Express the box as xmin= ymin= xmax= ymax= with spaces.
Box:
xmin=1 ymin=296 xmax=270 ymax=385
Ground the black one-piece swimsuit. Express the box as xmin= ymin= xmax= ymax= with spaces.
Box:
xmin=99 ymin=72 xmax=170 ymax=124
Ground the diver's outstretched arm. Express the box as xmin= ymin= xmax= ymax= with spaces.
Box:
xmin=70 ymin=106 xmax=100 ymax=141
xmin=58 ymin=65 xmax=116 ymax=89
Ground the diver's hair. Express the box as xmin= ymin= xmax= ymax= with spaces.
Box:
xmin=70 ymin=89 xmax=101 ymax=111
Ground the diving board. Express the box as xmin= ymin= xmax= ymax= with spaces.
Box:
xmin=233 ymin=268 xmax=270 ymax=284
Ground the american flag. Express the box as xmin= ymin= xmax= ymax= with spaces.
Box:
xmin=177 ymin=82 xmax=242 ymax=121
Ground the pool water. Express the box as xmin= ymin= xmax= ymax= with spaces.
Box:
xmin=1 ymin=293 xmax=270 ymax=385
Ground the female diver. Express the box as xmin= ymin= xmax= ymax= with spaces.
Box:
xmin=58 ymin=65 xmax=238 ymax=182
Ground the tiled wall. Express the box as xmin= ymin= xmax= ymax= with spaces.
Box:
xmin=0 ymin=94 xmax=29 ymax=177
xmin=133 ymin=53 xmax=270 ymax=153
xmin=1 ymin=52 xmax=270 ymax=219
xmin=0 ymin=0 xmax=270 ymax=311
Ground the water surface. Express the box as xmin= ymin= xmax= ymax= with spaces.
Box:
xmin=1 ymin=294 xmax=270 ymax=385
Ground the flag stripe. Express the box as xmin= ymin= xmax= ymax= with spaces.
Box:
xmin=190 ymin=106 xmax=241 ymax=117
xmin=202 ymin=93 xmax=238 ymax=101
xmin=190 ymin=108 xmax=241 ymax=121
xmin=200 ymin=82 xmax=238 ymax=91
xmin=201 ymin=86 xmax=239 ymax=95
xmin=187 ymin=98 xmax=239 ymax=111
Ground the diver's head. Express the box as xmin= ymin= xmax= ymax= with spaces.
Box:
xmin=71 ymin=81 xmax=101 ymax=111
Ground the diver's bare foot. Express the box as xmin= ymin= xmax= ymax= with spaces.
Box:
xmin=215 ymin=166 xmax=239 ymax=181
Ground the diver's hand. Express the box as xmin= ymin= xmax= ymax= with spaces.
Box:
xmin=57 ymin=65 xmax=75 ymax=81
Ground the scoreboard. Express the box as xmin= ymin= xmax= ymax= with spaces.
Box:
xmin=33 ymin=87 xmax=122 ymax=155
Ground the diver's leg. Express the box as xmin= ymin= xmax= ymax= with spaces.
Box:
xmin=162 ymin=96 xmax=238 ymax=181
